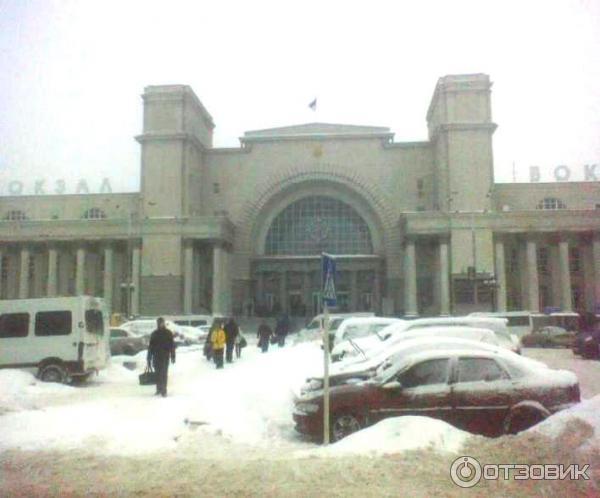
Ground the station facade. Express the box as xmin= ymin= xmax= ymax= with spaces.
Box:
xmin=1 ymin=74 xmax=599 ymax=318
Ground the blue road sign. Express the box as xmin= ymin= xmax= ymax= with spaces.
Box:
xmin=322 ymin=253 xmax=337 ymax=307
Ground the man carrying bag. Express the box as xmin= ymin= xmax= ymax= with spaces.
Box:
xmin=146 ymin=317 xmax=176 ymax=397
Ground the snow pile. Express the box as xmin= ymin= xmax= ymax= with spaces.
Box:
xmin=529 ymin=395 xmax=600 ymax=451
xmin=0 ymin=341 xmax=323 ymax=455
xmin=0 ymin=369 xmax=74 ymax=414
xmin=311 ymin=416 xmax=471 ymax=457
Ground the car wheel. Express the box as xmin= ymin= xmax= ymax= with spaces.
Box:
xmin=331 ymin=413 xmax=363 ymax=442
xmin=39 ymin=363 xmax=67 ymax=384
xmin=504 ymin=408 xmax=546 ymax=434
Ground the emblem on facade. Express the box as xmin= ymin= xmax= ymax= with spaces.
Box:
xmin=306 ymin=216 xmax=330 ymax=244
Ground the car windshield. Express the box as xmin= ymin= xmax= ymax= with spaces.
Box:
xmin=345 ymin=325 xmax=373 ymax=340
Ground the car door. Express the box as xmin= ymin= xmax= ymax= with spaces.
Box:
xmin=450 ymin=356 xmax=512 ymax=436
xmin=371 ymin=358 xmax=452 ymax=424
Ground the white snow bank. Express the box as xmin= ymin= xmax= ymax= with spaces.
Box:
xmin=529 ymin=395 xmax=600 ymax=451
xmin=307 ymin=416 xmax=471 ymax=457
xmin=0 ymin=369 xmax=75 ymax=414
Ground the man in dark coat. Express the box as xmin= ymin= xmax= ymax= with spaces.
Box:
xmin=147 ymin=317 xmax=176 ymax=397
xmin=275 ymin=312 xmax=290 ymax=347
xmin=224 ymin=318 xmax=239 ymax=363
xmin=257 ymin=319 xmax=272 ymax=353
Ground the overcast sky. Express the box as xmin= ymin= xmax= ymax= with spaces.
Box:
xmin=0 ymin=0 xmax=599 ymax=194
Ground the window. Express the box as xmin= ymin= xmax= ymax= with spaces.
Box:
xmin=82 ymin=208 xmax=107 ymax=220
xmin=213 ymin=182 xmax=220 ymax=194
xmin=265 ymin=196 xmax=373 ymax=255
xmin=0 ymin=313 xmax=29 ymax=338
xmin=569 ymin=247 xmax=581 ymax=273
xmin=398 ymin=358 xmax=449 ymax=388
xmin=35 ymin=311 xmax=72 ymax=336
xmin=85 ymin=310 xmax=104 ymax=335
xmin=110 ymin=329 xmax=127 ymax=338
xmin=453 ymin=279 xmax=474 ymax=304
xmin=536 ymin=198 xmax=566 ymax=210
xmin=457 ymin=358 xmax=507 ymax=383
xmin=537 ymin=247 xmax=549 ymax=274
xmin=4 ymin=210 xmax=27 ymax=221
xmin=417 ymin=178 xmax=425 ymax=199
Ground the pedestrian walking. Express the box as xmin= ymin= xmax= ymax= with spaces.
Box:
xmin=235 ymin=330 xmax=247 ymax=359
xmin=224 ymin=318 xmax=239 ymax=363
xmin=275 ymin=312 xmax=290 ymax=347
xmin=211 ymin=320 xmax=226 ymax=368
xmin=147 ymin=317 xmax=176 ymax=397
xmin=257 ymin=319 xmax=272 ymax=353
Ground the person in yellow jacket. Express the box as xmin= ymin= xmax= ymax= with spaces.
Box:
xmin=211 ymin=320 xmax=226 ymax=369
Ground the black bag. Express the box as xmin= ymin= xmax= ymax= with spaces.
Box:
xmin=270 ymin=335 xmax=278 ymax=345
xmin=139 ymin=366 xmax=157 ymax=385
xmin=239 ymin=336 xmax=248 ymax=348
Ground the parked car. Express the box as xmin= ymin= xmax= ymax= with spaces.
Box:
xmin=330 ymin=317 xmax=402 ymax=361
xmin=332 ymin=316 xmax=520 ymax=362
xmin=572 ymin=313 xmax=600 ymax=359
xmin=301 ymin=335 xmax=523 ymax=395
xmin=521 ymin=326 xmax=576 ymax=348
xmin=109 ymin=327 xmax=148 ymax=356
xmin=294 ymin=348 xmax=579 ymax=442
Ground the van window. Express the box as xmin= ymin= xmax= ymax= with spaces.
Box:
xmin=0 ymin=313 xmax=29 ymax=338
xmin=35 ymin=311 xmax=72 ymax=336
xmin=85 ymin=310 xmax=104 ymax=335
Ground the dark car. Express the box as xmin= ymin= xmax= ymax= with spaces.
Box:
xmin=109 ymin=327 xmax=148 ymax=356
xmin=521 ymin=326 xmax=576 ymax=348
xmin=572 ymin=313 xmax=600 ymax=359
xmin=572 ymin=329 xmax=600 ymax=358
xmin=293 ymin=349 xmax=580 ymax=442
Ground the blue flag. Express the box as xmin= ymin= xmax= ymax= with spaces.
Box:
xmin=322 ymin=253 xmax=337 ymax=307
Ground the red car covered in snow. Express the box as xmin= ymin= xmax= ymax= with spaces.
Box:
xmin=293 ymin=348 xmax=580 ymax=442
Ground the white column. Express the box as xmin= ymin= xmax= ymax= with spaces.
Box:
xmin=526 ymin=240 xmax=540 ymax=312
xmin=75 ymin=247 xmax=86 ymax=295
xmin=558 ymin=240 xmax=572 ymax=311
xmin=183 ymin=242 xmax=194 ymax=314
xmin=404 ymin=240 xmax=418 ymax=316
xmin=19 ymin=246 xmax=30 ymax=299
xmin=47 ymin=247 xmax=58 ymax=297
xmin=494 ymin=239 xmax=507 ymax=312
xmin=212 ymin=245 xmax=224 ymax=315
xmin=0 ymin=248 xmax=4 ymax=299
xmin=593 ymin=236 xmax=600 ymax=313
xmin=439 ymin=240 xmax=450 ymax=316
xmin=131 ymin=246 xmax=141 ymax=316
xmin=103 ymin=245 xmax=113 ymax=312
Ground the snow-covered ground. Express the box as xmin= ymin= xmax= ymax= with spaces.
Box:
xmin=1 ymin=342 xmax=599 ymax=460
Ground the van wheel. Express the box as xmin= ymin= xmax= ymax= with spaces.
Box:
xmin=331 ymin=413 xmax=363 ymax=442
xmin=39 ymin=364 xmax=67 ymax=383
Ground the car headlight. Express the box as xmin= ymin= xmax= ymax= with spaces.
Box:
xmin=308 ymin=379 xmax=323 ymax=391
xmin=295 ymin=402 xmax=320 ymax=414
xmin=584 ymin=336 xmax=593 ymax=342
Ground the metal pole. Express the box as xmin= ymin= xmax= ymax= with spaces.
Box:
xmin=323 ymin=301 xmax=330 ymax=445
xmin=126 ymin=211 xmax=132 ymax=318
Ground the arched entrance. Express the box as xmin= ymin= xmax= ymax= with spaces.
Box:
xmin=252 ymin=195 xmax=383 ymax=317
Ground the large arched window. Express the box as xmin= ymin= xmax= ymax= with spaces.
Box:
xmin=265 ymin=196 xmax=373 ymax=255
